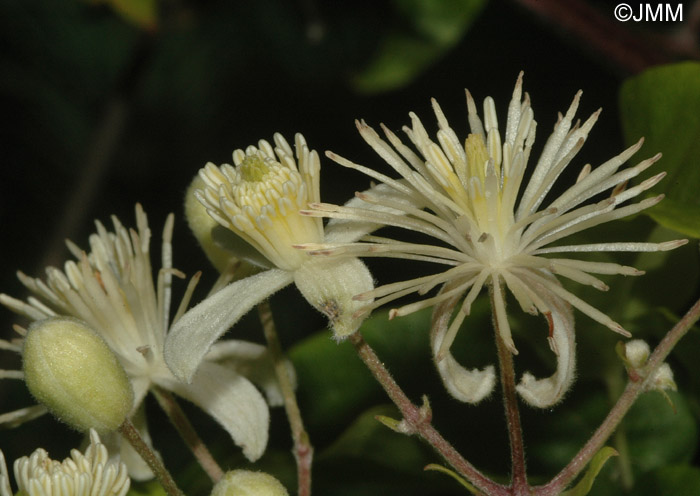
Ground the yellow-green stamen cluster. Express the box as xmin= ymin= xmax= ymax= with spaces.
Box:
xmin=197 ymin=134 xmax=324 ymax=271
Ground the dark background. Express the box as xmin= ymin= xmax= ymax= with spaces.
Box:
xmin=0 ymin=0 xmax=696 ymax=493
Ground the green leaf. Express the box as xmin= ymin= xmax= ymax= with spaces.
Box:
xmin=96 ymin=0 xmax=158 ymax=30
xmin=321 ymin=404 xmax=429 ymax=472
xmin=312 ymin=405 xmax=458 ymax=495
xmin=619 ymin=62 xmax=700 ymax=238
xmin=353 ymin=0 xmax=487 ymax=93
xmin=526 ymin=386 xmax=696 ymax=481
xmin=624 ymin=391 xmax=697 ymax=472
xmin=561 ymin=446 xmax=618 ymax=496
xmin=635 ymin=465 xmax=700 ymax=496
xmin=424 ymin=464 xmax=481 ymax=494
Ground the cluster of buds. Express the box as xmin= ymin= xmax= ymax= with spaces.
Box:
xmin=618 ymin=339 xmax=677 ymax=393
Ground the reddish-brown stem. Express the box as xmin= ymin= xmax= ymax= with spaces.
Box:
xmin=536 ymin=296 xmax=700 ymax=495
xmin=492 ymin=289 xmax=529 ymax=494
xmin=349 ymin=332 xmax=507 ymax=496
xmin=151 ymin=386 xmax=224 ymax=483
xmin=258 ymin=301 xmax=313 ymax=496
xmin=119 ymin=418 xmax=185 ymax=496
xmin=513 ymin=0 xmax=699 ymax=74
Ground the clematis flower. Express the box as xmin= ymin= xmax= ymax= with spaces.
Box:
xmin=164 ymin=133 xmax=405 ymax=384
xmin=0 ymin=429 xmax=130 ymax=496
xmin=298 ymin=73 xmax=686 ymax=407
xmin=0 ymin=204 xmax=279 ymax=477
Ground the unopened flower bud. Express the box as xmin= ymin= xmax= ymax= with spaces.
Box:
xmin=23 ymin=317 xmax=134 ymax=433
xmin=211 ymin=470 xmax=289 ymax=496
xmin=650 ymin=363 xmax=677 ymax=392
xmin=624 ymin=340 xmax=650 ymax=368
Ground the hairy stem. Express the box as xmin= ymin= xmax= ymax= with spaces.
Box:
xmin=151 ymin=386 xmax=224 ymax=483
xmin=537 ymin=296 xmax=700 ymax=495
xmin=258 ymin=301 xmax=313 ymax=496
xmin=491 ymin=287 xmax=529 ymax=495
xmin=349 ymin=331 xmax=507 ymax=496
xmin=513 ymin=0 xmax=673 ymax=74
xmin=119 ymin=418 xmax=185 ymax=496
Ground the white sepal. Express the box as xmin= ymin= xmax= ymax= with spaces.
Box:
xmin=164 ymin=269 xmax=293 ymax=383
xmin=159 ymin=361 xmax=270 ymax=461
xmin=516 ymin=290 xmax=576 ymax=408
xmin=430 ymin=292 xmax=495 ymax=404
xmin=206 ymin=340 xmax=296 ymax=407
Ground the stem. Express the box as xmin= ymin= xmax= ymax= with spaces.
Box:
xmin=513 ymin=0 xmax=671 ymax=74
xmin=491 ymin=288 xmax=529 ymax=495
xmin=349 ymin=332 xmax=507 ymax=496
xmin=257 ymin=301 xmax=313 ymax=496
xmin=151 ymin=386 xmax=224 ymax=483
xmin=118 ymin=418 xmax=185 ymax=496
xmin=537 ymin=296 xmax=700 ymax=495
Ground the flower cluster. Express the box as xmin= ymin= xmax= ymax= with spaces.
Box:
xmin=0 ymin=429 xmax=130 ymax=496
xmin=164 ymin=133 xmax=387 ymax=383
xmin=0 ymin=205 xmax=279 ymax=476
xmin=298 ymin=73 xmax=685 ymax=406
xmin=0 ymin=73 xmax=687 ymax=493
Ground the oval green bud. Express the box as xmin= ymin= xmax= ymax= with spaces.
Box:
xmin=211 ymin=470 xmax=289 ymax=496
xmin=22 ymin=317 xmax=134 ymax=433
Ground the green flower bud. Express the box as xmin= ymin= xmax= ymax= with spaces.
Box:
xmin=211 ymin=470 xmax=289 ymax=496
xmin=22 ymin=317 xmax=134 ymax=433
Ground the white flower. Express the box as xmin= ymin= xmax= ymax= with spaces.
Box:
xmin=299 ymin=73 xmax=686 ymax=407
xmin=0 ymin=205 xmax=277 ymax=476
xmin=0 ymin=429 xmax=130 ymax=496
xmin=164 ymin=133 xmax=402 ymax=384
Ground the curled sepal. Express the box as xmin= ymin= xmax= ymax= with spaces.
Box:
xmin=211 ymin=470 xmax=289 ymax=496
xmin=423 ymin=464 xmax=480 ymax=495
xmin=293 ymin=257 xmax=374 ymax=340
xmin=430 ymin=292 xmax=495 ymax=404
xmin=516 ymin=290 xmax=576 ymax=408
xmin=561 ymin=446 xmax=618 ymax=496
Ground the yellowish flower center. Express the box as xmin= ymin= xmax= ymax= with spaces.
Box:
xmin=239 ymin=155 xmax=270 ymax=182
xmin=465 ymin=134 xmax=491 ymax=184
xmin=199 ymin=146 xmax=325 ymax=272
